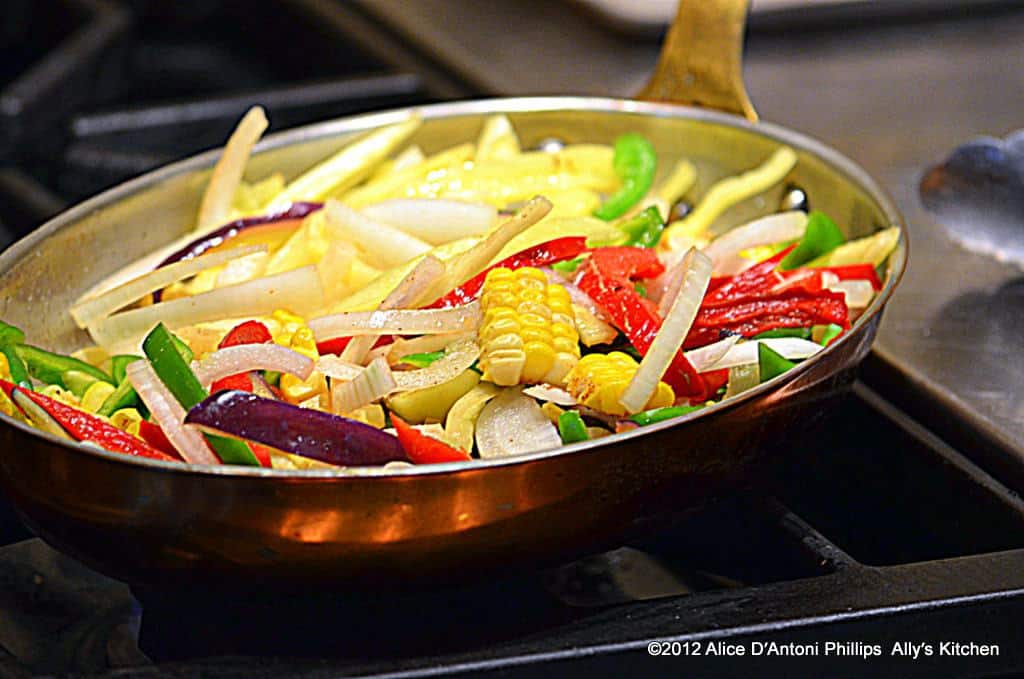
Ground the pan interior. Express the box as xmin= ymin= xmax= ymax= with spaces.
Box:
xmin=0 ymin=99 xmax=901 ymax=378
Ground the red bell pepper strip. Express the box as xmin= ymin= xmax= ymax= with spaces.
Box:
xmin=576 ymin=247 xmax=708 ymax=400
xmin=11 ymin=385 xmax=177 ymax=462
xmin=208 ymin=320 xmax=275 ymax=467
xmin=138 ymin=420 xmax=180 ymax=459
xmin=391 ymin=415 xmax=470 ymax=464
xmin=429 ymin=236 xmax=589 ymax=308
xmin=315 ymin=335 xmax=392 ymax=357
xmin=814 ymin=264 xmax=882 ymax=290
xmin=701 ymin=368 xmax=730 ymax=396
xmin=218 ymin=320 xmax=273 ymax=348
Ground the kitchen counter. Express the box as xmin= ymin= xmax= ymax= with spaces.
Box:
xmin=344 ymin=1 xmax=1024 ymax=478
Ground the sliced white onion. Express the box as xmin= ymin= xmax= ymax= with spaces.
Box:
xmin=683 ymin=334 xmax=742 ymax=373
xmin=655 ymin=254 xmax=689 ymax=318
xmin=308 ymin=302 xmax=481 ymax=341
xmin=705 ymin=338 xmax=824 ymax=371
xmin=703 ymin=211 xmax=808 ymax=276
xmin=522 ymin=384 xmax=577 ymax=406
xmin=419 ymin=196 xmax=552 ymax=304
xmin=192 ymin=344 xmax=314 ymax=389
xmin=317 ymin=355 xmax=364 ymax=381
xmin=620 ymin=249 xmax=712 ymax=414
xmin=724 ymin=363 xmax=760 ymax=399
xmin=362 ymin=199 xmax=498 ymax=245
xmin=391 ymin=339 xmax=480 ymax=393
xmin=215 ymin=250 xmax=269 ymax=288
xmin=475 ymin=388 xmax=562 ymax=458
xmin=383 ymin=332 xmax=474 ymax=365
xmin=330 ymin=356 xmax=397 ymax=414
xmin=88 ymin=265 xmax=326 ymax=353
xmin=324 ymin=199 xmax=432 ymax=269
xmin=340 ymin=255 xmax=445 ymax=365
xmin=828 ymin=279 xmax=875 ymax=309
xmin=70 ymin=244 xmax=266 ymax=329
xmin=444 ymin=383 xmax=500 ymax=452
xmin=126 ymin=360 xmax=219 ymax=465
xmin=196 ymin=106 xmax=268 ymax=233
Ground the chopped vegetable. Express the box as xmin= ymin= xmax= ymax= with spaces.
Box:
xmin=391 ymin=415 xmax=470 ymax=463
xmin=309 ymin=303 xmax=481 ymax=342
xmin=594 ymin=133 xmax=657 ymax=220
xmin=268 ymin=117 xmax=421 ymax=208
xmin=618 ymin=206 xmax=665 ymax=248
xmin=390 ymin=339 xmax=481 ymax=393
xmin=142 ymin=324 xmax=259 ymax=466
xmin=806 ymin=226 xmax=900 ymax=268
xmin=444 ymin=382 xmax=500 ymax=452
xmin=430 ymin=236 xmax=587 ymax=308
xmin=703 ymin=211 xmax=807 ymax=276
xmin=629 ymin=404 xmax=704 ymax=426
xmin=400 ymin=351 xmax=444 ymax=368
xmin=779 ymin=211 xmax=845 ymax=270
xmin=477 ymin=267 xmax=580 ymax=386
xmin=556 ymin=410 xmax=589 ymax=443
xmin=619 ymin=248 xmax=711 ymax=413
xmin=15 ymin=386 xmax=175 ymax=461
xmin=331 ymin=356 xmax=397 ymax=414
xmin=90 ymin=265 xmax=326 ymax=353
xmin=362 ymin=199 xmax=498 ymax=245
xmin=663 ymin=147 xmax=798 ymax=249
xmin=324 ymin=199 xmax=433 ymax=269
xmin=475 ymin=387 xmax=561 ymax=458
xmin=16 ymin=345 xmax=113 ymax=388
xmin=565 ymin=352 xmax=673 ymax=417
xmin=702 ymin=338 xmax=823 ymax=371
xmin=758 ymin=343 xmax=797 ymax=382
xmin=197 ymin=106 xmax=269 ymax=233
xmin=754 ymin=328 xmax=811 ymax=339
xmin=386 ymin=368 xmax=479 ymax=425
xmin=192 ymin=344 xmax=314 ymax=390
xmin=818 ymin=323 xmax=844 ymax=346
xmin=126 ymin=360 xmax=219 ymax=464
xmin=185 ymin=390 xmax=408 ymax=466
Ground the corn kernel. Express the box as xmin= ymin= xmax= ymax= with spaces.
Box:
xmin=476 ymin=267 xmax=581 ymax=387
xmin=80 ymin=381 xmax=116 ymax=413
xmin=108 ymin=408 xmax=143 ymax=437
xmin=565 ymin=352 xmax=674 ymax=416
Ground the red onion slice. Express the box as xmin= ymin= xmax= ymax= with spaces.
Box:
xmin=185 ymin=390 xmax=407 ymax=467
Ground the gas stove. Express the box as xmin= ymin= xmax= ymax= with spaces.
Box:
xmin=1 ymin=2 xmax=1023 ymax=677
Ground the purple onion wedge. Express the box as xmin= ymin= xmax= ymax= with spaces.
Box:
xmin=185 ymin=390 xmax=408 ymax=467
xmin=152 ymin=202 xmax=322 ymax=301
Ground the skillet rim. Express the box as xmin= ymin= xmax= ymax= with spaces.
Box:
xmin=0 ymin=96 xmax=907 ymax=479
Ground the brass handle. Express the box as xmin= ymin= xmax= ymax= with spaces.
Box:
xmin=637 ymin=0 xmax=758 ymax=122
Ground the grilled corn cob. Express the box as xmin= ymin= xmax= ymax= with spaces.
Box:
xmin=477 ymin=267 xmax=580 ymax=387
xmin=565 ymin=351 xmax=674 ymax=416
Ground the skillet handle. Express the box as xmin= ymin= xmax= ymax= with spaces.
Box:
xmin=637 ymin=0 xmax=758 ymax=122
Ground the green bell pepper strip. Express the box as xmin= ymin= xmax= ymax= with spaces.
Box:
xmin=594 ymin=133 xmax=657 ymax=221
xmin=551 ymin=256 xmax=584 ymax=274
xmin=1 ymin=345 xmax=31 ymax=389
xmin=754 ymin=327 xmax=812 ymax=340
xmin=818 ymin=323 xmax=844 ymax=346
xmin=15 ymin=345 xmax=113 ymax=388
xmin=779 ymin=211 xmax=845 ymax=270
xmin=96 ymin=379 xmax=140 ymax=417
xmin=400 ymin=351 xmax=445 ymax=368
xmin=557 ymin=411 xmax=589 ymax=444
xmin=169 ymin=334 xmax=193 ymax=363
xmin=629 ymin=404 xmax=704 ymax=426
xmin=263 ymin=370 xmax=281 ymax=387
xmin=0 ymin=321 xmax=30 ymax=389
xmin=618 ymin=206 xmax=665 ymax=248
xmin=142 ymin=324 xmax=259 ymax=466
xmin=0 ymin=320 xmax=25 ymax=347
xmin=110 ymin=354 xmax=142 ymax=385
xmin=758 ymin=343 xmax=796 ymax=382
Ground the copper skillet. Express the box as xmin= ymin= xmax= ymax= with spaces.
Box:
xmin=0 ymin=0 xmax=906 ymax=587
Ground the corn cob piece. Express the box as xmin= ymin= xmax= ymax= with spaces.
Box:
xmin=477 ymin=267 xmax=580 ymax=387
xmin=565 ymin=351 xmax=674 ymax=416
